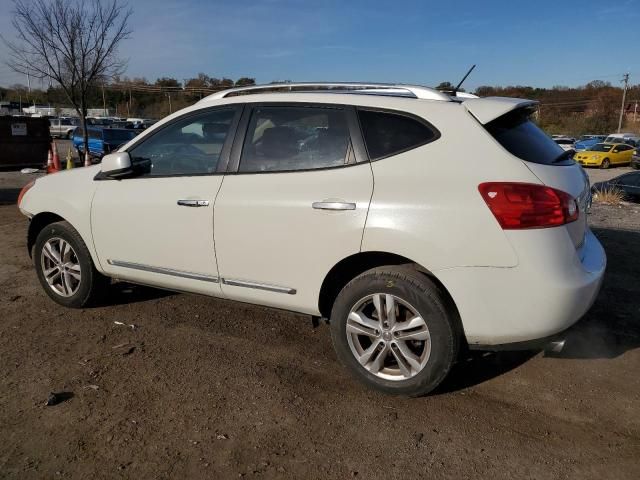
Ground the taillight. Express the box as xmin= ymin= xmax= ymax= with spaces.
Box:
xmin=478 ymin=182 xmax=578 ymax=229
xmin=17 ymin=180 xmax=35 ymax=207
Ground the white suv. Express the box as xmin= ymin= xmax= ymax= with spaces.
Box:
xmin=18 ymin=83 xmax=606 ymax=396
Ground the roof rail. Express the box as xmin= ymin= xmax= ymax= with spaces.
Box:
xmin=201 ymin=82 xmax=451 ymax=102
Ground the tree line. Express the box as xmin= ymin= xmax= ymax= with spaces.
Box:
xmin=2 ymin=77 xmax=638 ymax=135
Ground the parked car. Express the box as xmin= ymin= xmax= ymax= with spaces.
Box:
xmin=574 ymin=142 xmax=635 ymax=168
xmin=592 ymin=171 xmax=640 ymax=201
xmin=49 ymin=117 xmax=79 ymax=139
xmin=17 ymin=82 xmax=605 ymax=396
xmin=632 ymin=148 xmax=640 ymax=169
xmin=604 ymin=133 xmax=640 ymax=146
xmin=553 ymin=137 xmax=575 ymax=151
xmin=72 ymin=126 xmax=138 ymax=160
xmin=574 ymin=136 xmax=606 ymax=152
xmin=86 ymin=117 xmax=113 ymax=127
xmin=127 ymin=118 xmax=157 ymax=130
xmin=578 ymin=134 xmax=606 ymax=141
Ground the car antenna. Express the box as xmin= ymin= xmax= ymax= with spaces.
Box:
xmin=453 ymin=64 xmax=476 ymax=94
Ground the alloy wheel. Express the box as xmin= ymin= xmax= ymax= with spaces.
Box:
xmin=346 ymin=293 xmax=431 ymax=381
xmin=40 ymin=237 xmax=82 ymax=297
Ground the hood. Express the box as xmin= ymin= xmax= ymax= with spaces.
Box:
xmin=462 ymin=97 xmax=539 ymax=124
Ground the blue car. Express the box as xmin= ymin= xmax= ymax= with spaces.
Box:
xmin=72 ymin=126 xmax=138 ymax=160
xmin=574 ymin=136 xmax=606 ymax=152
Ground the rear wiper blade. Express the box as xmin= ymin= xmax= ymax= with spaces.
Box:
xmin=551 ymin=149 xmax=575 ymax=164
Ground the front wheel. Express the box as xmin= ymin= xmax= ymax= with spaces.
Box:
xmin=601 ymin=158 xmax=611 ymax=169
xmin=330 ymin=266 xmax=459 ymax=396
xmin=33 ymin=221 xmax=109 ymax=308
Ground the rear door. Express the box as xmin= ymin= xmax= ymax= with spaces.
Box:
xmin=213 ymin=103 xmax=373 ymax=314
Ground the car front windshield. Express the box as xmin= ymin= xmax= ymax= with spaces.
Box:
xmin=590 ymin=143 xmax=614 ymax=152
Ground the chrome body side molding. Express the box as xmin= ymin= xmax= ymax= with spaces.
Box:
xmin=222 ymin=278 xmax=297 ymax=295
xmin=108 ymin=260 xmax=297 ymax=294
xmin=107 ymin=260 xmax=219 ymax=283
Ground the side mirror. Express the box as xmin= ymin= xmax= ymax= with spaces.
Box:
xmin=100 ymin=152 xmax=132 ymax=178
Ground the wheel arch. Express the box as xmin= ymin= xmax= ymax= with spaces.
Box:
xmin=28 ymin=212 xmax=68 ymax=257
xmin=318 ymin=251 xmax=463 ymax=334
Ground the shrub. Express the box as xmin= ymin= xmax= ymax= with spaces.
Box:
xmin=593 ymin=186 xmax=626 ymax=205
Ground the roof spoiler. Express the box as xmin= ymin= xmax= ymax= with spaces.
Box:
xmin=462 ymin=97 xmax=539 ymax=124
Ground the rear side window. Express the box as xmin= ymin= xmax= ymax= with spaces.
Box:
xmin=239 ymin=106 xmax=354 ymax=173
xmin=485 ymin=109 xmax=572 ymax=166
xmin=357 ymin=110 xmax=438 ymax=160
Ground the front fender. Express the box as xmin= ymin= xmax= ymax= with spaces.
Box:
xmin=20 ymin=166 xmax=104 ymax=272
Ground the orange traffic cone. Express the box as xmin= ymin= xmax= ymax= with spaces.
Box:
xmin=51 ymin=142 xmax=61 ymax=172
xmin=46 ymin=149 xmax=55 ymax=173
xmin=84 ymin=151 xmax=91 ymax=167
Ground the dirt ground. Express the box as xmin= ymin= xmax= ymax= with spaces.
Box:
xmin=1 ymin=168 xmax=639 ymax=479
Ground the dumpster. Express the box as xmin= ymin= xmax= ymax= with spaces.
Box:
xmin=0 ymin=116 xmax=51 ymax=169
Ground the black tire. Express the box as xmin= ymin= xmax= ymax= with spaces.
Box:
xmin=33 ymin=221 xmax=109 ymax=308
xmin=601 ymin=158 xmax=610 ymax=169
xmin=330 ymin=266 xmax=459 ymax=397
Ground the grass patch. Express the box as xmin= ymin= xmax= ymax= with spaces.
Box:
xmin=593 ymin=187 xmax=626 ymax=205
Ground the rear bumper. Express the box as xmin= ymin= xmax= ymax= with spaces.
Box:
xmin=436 ymin=227 xmax=606 ymax=346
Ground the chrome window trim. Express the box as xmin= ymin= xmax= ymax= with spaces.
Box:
xmin=107 ymin=260 xmax=219 ymax=283
xmin=222 ymin=278 xmax=296 ymax=295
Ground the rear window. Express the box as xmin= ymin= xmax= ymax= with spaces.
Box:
xmin=357 ymin=109 xmax=438 ymax=160
xmin=485 ymin=108 xmax=573 ymax=165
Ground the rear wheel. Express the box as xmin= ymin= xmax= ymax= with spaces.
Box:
xmin=330 ymin=266 xmax=459 ymax=396
xmin=34 ymin=221 xmax=109 ymax=308
xmin=601 ymin=158 xmax=611 ymax=169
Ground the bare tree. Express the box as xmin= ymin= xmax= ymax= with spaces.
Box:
xmin=2 ymin=0 xmax=132 ymax=163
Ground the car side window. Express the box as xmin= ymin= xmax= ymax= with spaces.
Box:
xmin=129 ymin=108 xmax=236 ymax=176
xmin=239 ymin=106 xmax=354 ymax=173
xmin=357 ymin=109 xmax=438 ymax=160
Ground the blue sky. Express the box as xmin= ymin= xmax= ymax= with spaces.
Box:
xmin=1 ymin=0 xmax=639 ymax=90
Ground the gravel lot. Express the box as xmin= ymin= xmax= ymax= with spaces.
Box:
xmin=1 ymin=166 xmax=639 ymax=479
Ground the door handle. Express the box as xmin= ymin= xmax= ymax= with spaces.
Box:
xmin=312 ymin=201 xmax=356 ymax=211
xmin=177 ymin=199 xmax=210 ymax=207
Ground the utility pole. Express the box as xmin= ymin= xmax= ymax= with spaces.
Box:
xmin=617 ymin=73 xmax=629 ymax=133
xmin=102 ymin=83 xmax=107 ymax=117
xmin=634 ymin=101 xmax=638 ymax=123
xmin=167 ymin=92 xmax=172 ymax=114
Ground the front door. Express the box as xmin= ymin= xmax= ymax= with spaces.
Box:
xmin=92 ymin=106 xmax=241 ymax=295
xmin=214 ymin=103 xmax=373 ymax=314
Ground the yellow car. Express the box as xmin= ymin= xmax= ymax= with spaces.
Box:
xmin=574 ymin=143 xmax=635 ymax=168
